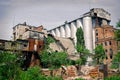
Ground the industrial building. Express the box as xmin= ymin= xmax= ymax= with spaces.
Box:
xmin=95 ymin=25 xmax=117 ymax=63
xmin=48 ymin=8 xmax=111 ymax=53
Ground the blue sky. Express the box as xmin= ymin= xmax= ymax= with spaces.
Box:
xmin=0 ymin=0 xmax=120 ymax=40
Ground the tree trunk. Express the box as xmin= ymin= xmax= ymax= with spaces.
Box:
xmin=97 ymin=58 xmax=99 ymax=64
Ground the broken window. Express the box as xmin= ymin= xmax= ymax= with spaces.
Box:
xmin=105 ymin=49 xmax=108 ymax=53
xmin=110 ymin=48 xmax=113 ymax=59
xmin=24 ymin=44 xmax=27 ymax=47
xmin=106 ymin=56 xmax=108 ymax=59
xmin=96 ymin=29 xmax=98 ymax=36
xmin=105 ymin=42 xmax=107 ymax=46
xmin=39 ymin=45 xmax=42 ymax=49
xmin=11 ymin=42 xmax=16 ymax=47
xmin=96 ymin=37 xmax=98 ymax=42
xmin=109 ymin=41 xmax=112 ymax=45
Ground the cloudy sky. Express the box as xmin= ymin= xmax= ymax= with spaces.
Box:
xmin=0 ymin=0 xmax=120 ymax=40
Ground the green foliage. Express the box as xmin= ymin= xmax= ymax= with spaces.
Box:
xmin=115 ymin=29 xmax=120 ymax=41
xmin=0 ymin=51 xmax=16 ymax=63
xmin=76 ymin=27 xmax=90 ymax=65
xmin=75 ymin=78 xmax=85 ymax=80
xmin=0 ymin=51 xmax=62 ymax=80
xmin=75 ymin=57 xmax=86 ymax=65
xmin=111 ymin=20 xmax=120 ymax=68
xmin=116 ymin=20 xmax=120 ymax=28
xmin=46 ymin=76 xmax=62 ymax=80
xmin=111 ymin=51 xmax=120 ymax=69
xmin=16 ymin=66 xmax=62 ymax=80
xmin=47 ymin=36 xmax=55 ymax=45
xmin=45 ymin=36 xmax=55 ymax=49
xmin=76 ymin=27 xmax=84 ymax=46
xmin=94 ymin=44 xmax=105 ymax=64
xmin=0 ymin=51 xmax=21 ymax=80
xmin=41 ymin=51 xmax=68 ymax=69
xmin=17 ymin=66 xmax=42 ymax=80
xmin=104 ymin=76 xmax=120 ymax=80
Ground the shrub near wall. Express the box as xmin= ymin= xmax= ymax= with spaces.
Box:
xmin=105 ymin=76 xmax=120 ymax=80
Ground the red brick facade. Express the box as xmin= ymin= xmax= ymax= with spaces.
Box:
xmin=94 ymin=25 xmax=117 ymax=63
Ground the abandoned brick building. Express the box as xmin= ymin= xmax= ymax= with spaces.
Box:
xmin=95 ymin=25 xmax=117 ymax=64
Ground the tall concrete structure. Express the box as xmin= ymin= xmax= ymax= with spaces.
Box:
xmin=48 ymin=8 xmax=111 ymax=53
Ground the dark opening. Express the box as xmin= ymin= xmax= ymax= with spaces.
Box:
xmin=110 ymin=48 xmax=113 ymax=59
xmin=109 ymin=41 xmax=112 ymax=45
xmin=105 ymin=42 xmax=107 ymax=46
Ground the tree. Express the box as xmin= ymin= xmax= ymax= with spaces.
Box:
xmin=115 ymin=20 xmax=120 ymax=50
xmin=104 ymin=76 xmax=120 ymax=80
xmin=94 ymin=44 xmax=105 ymax=64
xmin=76 ymin=27 xmax=90 ymax=65
xmin=111 ymin=51 xmax=120 ymax=69
xmin=111 ymin=20 xmax=120 ymax=70
xmin=40 ymin=35 xmax=68 ymax=69
xmin=0 ymin=51 xmax=63 ymax=80
xmin=116 ymin=20 xmax=120 ymax=28
xmin=40 ymin=51 xmax=68 ymax=69
xmin=45 ymin=35 xmax=55 ymax=50
xmin=16 ymin=65 xmax=62 ymax=80
xmin=0 ymin=51 xmax=21 ymax=80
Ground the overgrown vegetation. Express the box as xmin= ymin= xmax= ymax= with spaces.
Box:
xmin=40 ymin=35 xmax=77 ymax=69
xmin=16 ymin=66 xmax=62 ymax=80
xmin=111 ymin=51 xmax=120 ymax=69
xmin=75 ymin=78 xmax=85 ymax=80
xmin=40 ymin=51 xmax=68 ymax=69
xmin=76 ymin=27 xmax=90 ymax=65
xmin=45 ymin=36 xmax=55 ymax=50
xmin=0 ymin=51 xmax=21 ymax=80
xmin=115 ymin=20 xmax=120 ymax=41
xmin=115 ymin=20 xmax=120 ymax=51
xmin=0 ymin=51 xmax=62 ymax=80
xmin=0 ymin=35 xmax=76 ymax=79
xmin=93 ymin=44 xmax=105 ymax=64
xmin=111 ymin=20 xmax=120 ymax=69
xmin=104 ymin=76 xmax=120 ymax=80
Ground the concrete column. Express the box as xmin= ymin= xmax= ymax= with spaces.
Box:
xmin=51 ymin=30 xmax=56 ymax=36
xmin=70 ymin=22 xmax=77 ymax=45
xmin=65 ymin=24 xmax=71 ymax=38
xmin=76 ymin=19 xmax=83 ymax=29
xmin=60 ymin=26 xmax=65 ymax=37
xmin=93 ymin=29 xmax=95 ymax=49
xmin=55 ymin=28 xmax=60 ymax=37
xmin=83 ymin=16 xmax=93 ymax=53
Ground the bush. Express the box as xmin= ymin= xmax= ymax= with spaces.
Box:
xmin=15 ymin=66 xmax=62 ymax=80
xmin=40 ymin=51 xmax=68 ymax=69
xmin=75 ymin=78 xmax=85 ymax=80
xmin=111 ymin=52 xmax=120 ymax=69
xmin=105 ymin=76 xmax=120 ymax=80
xmin=0 ymin=51 xmax=21 ymax=80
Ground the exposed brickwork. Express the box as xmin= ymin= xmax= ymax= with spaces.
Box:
xmin=41 ymin=66 xmax=78 ymax=79
xmin=94 ymin=25 xmax=117 ymax=64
